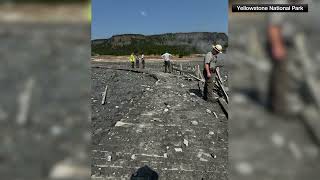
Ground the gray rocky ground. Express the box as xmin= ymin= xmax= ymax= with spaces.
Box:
xmin=0 ymin=22 xmax=90 ymax=180
xmin=91 ymin=62 xmax=228 ymax=179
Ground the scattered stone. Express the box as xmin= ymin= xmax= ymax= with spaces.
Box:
xmin=197 ymin=151 xmax=210 ymax=162
xmin=271 ymin=133 xmax=285 ymax=147
xmin=115 ymin=106 xmax=119 ymax=108
xmin=235 ymin=162 xmax=253 ymax=175
xmin=174 ymin=148 xmax=183 ymax=152
xmin=164 ymin=153 xmax=168 ymax=158
xmin=94 ymin=128 xmax=103 ymax=135
xmin=191 ymin=121 xmax=198 ymax=125
xmin=206 ymin=109 xmax=212 ymax=114
xmin=164 ymin=108 xmax=169 ymax=112
xmin=49 ymin=159 xmax=90 ymax=179
xmin=131 ymin=154 xmax=136 ymax=160
xmin=183 ymin=139 xmax=189 ymax=147
xmin=209 ymin=131 xmax=215 ymax=135
xmin=50 ymin=125 xmax=63 ymax=137
xmin=190 ymin=93 xmax=196 ymax=96
xmin=211 ymin=153 xmax=217 ymax=159
xmin=232 ymin=93 xmax=248 ymax=104
xmin=141 ymin=112 xmax=154 ymax=116
xmin=107 ymin=155 xmax=112 ymax=162
xmin=114 ymin=121 xmax=133 ymax=127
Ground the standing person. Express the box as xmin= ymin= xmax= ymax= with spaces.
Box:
xmin=266 ymin=0 xmax=304 ymax=115
xmin=141 ymin=52 xmax=145 ymax=69
xmin=161 ymin=52 xmax=173 ymax=73
xmin=129 ymin=53 xmax=135 ymax=68
xmin=135 ymin=52 xmax=140 ymax=68
xmin=203 ymin=44 xmax=224 ymax=102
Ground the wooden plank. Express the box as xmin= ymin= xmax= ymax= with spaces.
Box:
xmin=215 ymin=70 xmax=229 ymax=103
xmin=218 ymin=97 xmax=228 ymax=119
xmin=172 ymin=67 xmax=194 ymax=74
xmin=101 ymin=85 xmax=108 ymax=105
xmin=183 ymin=74 xmax=205 ymax=83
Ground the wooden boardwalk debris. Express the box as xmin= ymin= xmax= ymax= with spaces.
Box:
xmin=101 ymin=85 xmax=108 ymax=105
xmin=183 ymin=74 xmax=205 ymax=83
xmin=216 ymin=71 xmax=229 ymax=103
xmin=218 ymin=98 xmax=228 ymax=119
xmin=16 ymin=77 xmax=35 ymax=126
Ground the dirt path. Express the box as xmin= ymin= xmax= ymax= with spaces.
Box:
xmin=91 ymin=65 xmax=228 ymax=179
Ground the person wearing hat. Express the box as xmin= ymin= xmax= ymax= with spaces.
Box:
xmin=203 ymin=44 xmax=224 ymax=102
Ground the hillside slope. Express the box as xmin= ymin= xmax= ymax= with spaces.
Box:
xmin=92 ymin=32 xmax=228 ymax=56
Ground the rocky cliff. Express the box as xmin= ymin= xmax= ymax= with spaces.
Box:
xmin=92 ymin=32 xmax=228 ymax=56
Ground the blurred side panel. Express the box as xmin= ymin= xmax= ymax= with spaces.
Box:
xmin=0 ymin=2 xmax=90 ymax=180
xmin=229 ymin=0 xmax=320 ymax=179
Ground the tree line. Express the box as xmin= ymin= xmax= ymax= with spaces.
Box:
xmin=92 ymin=41 xmax=201 ymax=57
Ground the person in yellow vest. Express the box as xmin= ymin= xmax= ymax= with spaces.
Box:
xmin=129 ymin=53 xmax=136 ymax=68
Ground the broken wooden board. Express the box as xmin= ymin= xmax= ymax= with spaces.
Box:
xmin=218 ymin=97 xmax=228 ymax=119
xmin=216 ymin=71 xmax=229 ymax=103
xmin=101 ymin=85 xmax=108 ymax=105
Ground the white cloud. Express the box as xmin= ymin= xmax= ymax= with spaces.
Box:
xmin=140 ymin=11 xmax=147 ymax=17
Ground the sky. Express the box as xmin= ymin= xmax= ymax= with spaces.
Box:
xmin=91 ymin=0 xmax=228 ymax=39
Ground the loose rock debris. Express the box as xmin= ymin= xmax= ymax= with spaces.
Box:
xmin=91 ymin=62 xmax=228 ymax=179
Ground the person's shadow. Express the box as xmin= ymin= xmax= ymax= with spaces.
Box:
xmin=130 ymin=165 xmax=159 ymax=180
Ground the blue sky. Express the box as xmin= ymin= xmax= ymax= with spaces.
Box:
xmin=91 ymin=0 xmax=228 ymax=39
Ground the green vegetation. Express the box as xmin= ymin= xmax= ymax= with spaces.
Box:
xmin=91 ymin=32 xmax=228 ymax=56
xmin=92 ymin=40 xmax=200 ymax=57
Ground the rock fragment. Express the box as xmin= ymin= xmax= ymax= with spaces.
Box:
xmin=191 ymin=121 xmax=198 ymax=125
xmin=183 ymin=139 xmax=189 ymax=147
xmin=49 ymin=159 xmax=90 ymax=179
xmin=235 ymin=162 xmax=253 ymax=175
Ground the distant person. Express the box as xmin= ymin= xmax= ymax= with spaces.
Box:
xmin=141 ymin=52 xmax=145 ymax=69
xmin=203 ymin=44 xmax=224 ymax=102
xmin=161 ymin=52 xmax=173 ymax=73
xmin=129 ymin=53 xmax=135 ymax=68
xmin=135 ymin=53 xmax=140 ymax=68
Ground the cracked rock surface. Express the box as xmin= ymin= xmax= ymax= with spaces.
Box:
xmin=91 ymin=62 xmax=228 ymax=179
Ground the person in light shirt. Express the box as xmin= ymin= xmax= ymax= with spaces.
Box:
xmin=161 ymin=52 xmax=173 ymax=73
